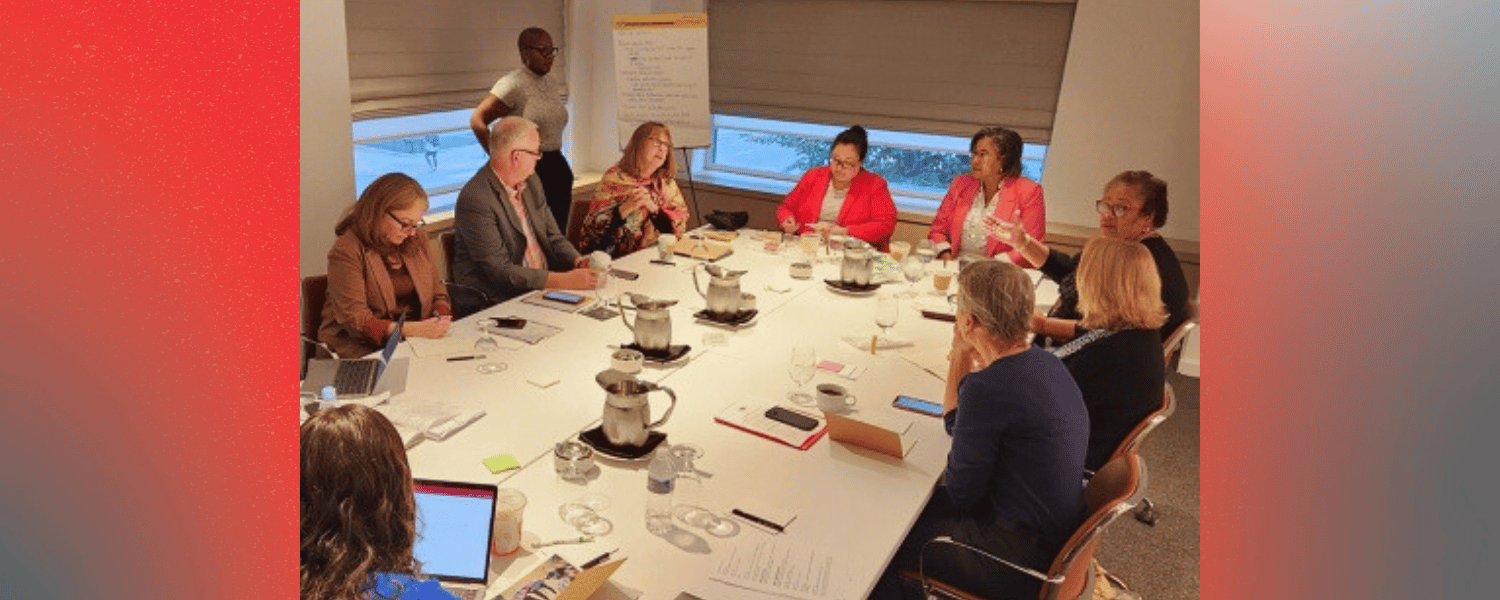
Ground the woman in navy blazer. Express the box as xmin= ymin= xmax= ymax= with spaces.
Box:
xmin=775 ymin=125 xmax=897 ymax=250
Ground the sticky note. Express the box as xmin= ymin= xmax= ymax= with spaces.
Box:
xmin=817 ymin=360 xmax=845 ymax=372
xmin=483 ymin=453 xmax=521 ymax=474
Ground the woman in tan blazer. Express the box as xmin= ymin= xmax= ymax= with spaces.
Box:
xmin=319 ymin=173 xmax=452 ymax=358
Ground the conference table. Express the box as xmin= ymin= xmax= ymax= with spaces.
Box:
xmin=370 ymin=231 xmax=1059 ymax=600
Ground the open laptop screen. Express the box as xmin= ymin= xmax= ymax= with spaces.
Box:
xmin=412 ymin=479 xmax=496 ymax=583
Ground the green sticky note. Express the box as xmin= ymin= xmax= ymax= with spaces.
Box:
xmin=483 ymin=453 xmax=521 ymax=474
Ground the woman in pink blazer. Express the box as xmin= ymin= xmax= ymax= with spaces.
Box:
xmin=776 ymin=125 xmax=897 ymax=251
xmin=928 ymin=127 xmax=1045 ymax=267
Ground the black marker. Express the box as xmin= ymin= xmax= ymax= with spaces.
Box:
xmin=731 ymin=509 xmax=785 ymax=533
xmin=446 ymin=355 xmax=483 ymax=362
xmin=579 ymin=549 xmax=617 ymax=569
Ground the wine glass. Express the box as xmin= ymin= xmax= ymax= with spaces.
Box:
xmin=900 ymin=256 xmax=925 ymax=297
xmin=558 ymin=502 xmax=613 ymax=535
xmin=874 ymin=293 xmax=899 ymax=344
xmin=473 ymin=322 xmax=507 ymax=374
xmin=787 ymin=343 xmax=816 ymax=406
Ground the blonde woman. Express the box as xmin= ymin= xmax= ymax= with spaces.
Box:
xmin=1053 ymin=237 xmax=1168 ymax=472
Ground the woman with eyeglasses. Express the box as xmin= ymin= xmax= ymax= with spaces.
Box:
xmin=577 ymin=121 xmax=689 ymax=258
xmin=1054 ymin=237 xmax=1168 ymax=472
xmin=775 ymin=125 xmax=897 ymax=250
xmin=990 ymin=170 xmax=1191 ymax=347
xmin=927 ymin=126 xmax=1046 ymax=266
xmin=319 ymin=173 xmax=452 ymax=359
xmin=302 ymin=404 xmax=462 ymax=600
xmin=470 ymin=27 xmax=574 ymax=230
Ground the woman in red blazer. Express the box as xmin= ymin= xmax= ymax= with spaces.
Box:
xmin=775 ymin=125 xmax=897 ymax=251
xmin=927 ymin=127 xmax=1045 ymax=267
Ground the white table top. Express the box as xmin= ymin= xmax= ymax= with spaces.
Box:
xmin=352 ymin=233 xmax=1059 ymax=600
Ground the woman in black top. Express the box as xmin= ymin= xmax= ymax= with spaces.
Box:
xmin=1051 ymin=237 xmax=1168 ymax=471
xmin=990 ymin=170 xmax=1190 ymax=347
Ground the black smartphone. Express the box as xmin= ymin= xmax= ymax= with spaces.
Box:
xmin=765 ymin=406 xmax=818 ymax=431
xmin=893 ymin=395 xmax=943 ymax=417
xmin=489 ymin=317 xmax=527 ymax=329
xmin=609 ymin=268 xmax=639 ymax=281
xmin=542 ymin=290 xmax=585 ymax=304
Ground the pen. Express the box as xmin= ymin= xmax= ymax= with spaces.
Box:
xmin=533 ymin=535 xmax=593 ymax=548
xmin=579 ymin=548 xmax=617 ymax=569
xmin=447 ymin=355 xmax=484 ymax=362
xmin=731 ymin=508 xmax=785 ymax=533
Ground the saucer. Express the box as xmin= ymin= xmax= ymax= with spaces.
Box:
xmin=620 ymin=343 xmax=691 ymax=363
xmin=579 ymin=426 xmax=667 ymax=460
xmin=693 ymin=309 xmax=758 ymax=327
xmin=824 ymin=279 xmax=881 ymax=295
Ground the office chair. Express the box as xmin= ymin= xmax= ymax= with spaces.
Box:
xmin=565 ymin=195 xmax=591 ymax=249
xmin=439 ymin=230 xmax=491 ymax=319
xmin=1162 ymin=298 xmax=1197 ymax=368
xmin=1112 ymin=384 xmax=1175 ymax=526
xmin=910 ymin=453 xmax=1147 ymax=600
xmin=301 ymin=275 xmax=329 ymax=379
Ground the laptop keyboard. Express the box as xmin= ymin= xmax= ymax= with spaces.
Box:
xmin=332 ymin=359 xmax=378 ymax=394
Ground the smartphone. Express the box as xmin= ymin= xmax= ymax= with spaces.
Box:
xmin=609 ymin=268 xmax=639 ymax=281
xmin=893 ymin=395 xmax=943 ymax=417
xmin=489 ymin=317 xmax=527 ymax=329
xmin=764 ymin=406 xmax=818 ymax=431
xmin=543 ymin=290 xmax=585 ymax=304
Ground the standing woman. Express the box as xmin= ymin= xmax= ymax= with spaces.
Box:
xmin=470 ymin=27 xmax=573 ymax=229
xmin=577 ymin=121 xmax=689 ymax=258
xmin=775 ymin=125 xmax=897 ymax=250
xmin=320 ymin=173 xmax=451 ymax=359
xmin=927 ymin=126 xmax=1045 ymax=266
xmin=1053 ymin=237 xmax=1167 ymax=472
xmin=301 ymin=404 xmax=460 ymax=600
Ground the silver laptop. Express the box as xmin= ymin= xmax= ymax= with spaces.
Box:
xmin=302 ymin=314 xmax=405 ymax=397
xmin=413 ymin=478 xmax=498 ymax=600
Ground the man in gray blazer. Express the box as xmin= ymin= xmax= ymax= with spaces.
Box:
xmin=452 ymin=116 xmax=597 ymax=316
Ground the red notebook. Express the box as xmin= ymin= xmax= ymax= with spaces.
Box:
xmin=714 ymin=400 xmax=827 ymax=450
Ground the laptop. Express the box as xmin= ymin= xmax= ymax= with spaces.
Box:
xmin=413 ymin=478 xmax=498 ymax=600
xmin=302 ymin=313 xmax=405 ymax=398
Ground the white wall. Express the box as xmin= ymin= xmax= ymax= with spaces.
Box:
xmin=300 ymin=0 xmax=356 ymax=276
xmin=1044 ymin=0 xmax=1200 ymax=242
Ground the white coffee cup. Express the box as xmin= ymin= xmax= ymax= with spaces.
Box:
xmin=815 ymin=383 xmax=858 ymax=413
xmin=589 ymin=251 xmax=612 ymax=271
xmin=657 ymin=234 xmax=677 ymax=261
xmin=611 ymin=348 xmax=645 ymax=374
xmin=491 ymin=488 xmax=527 ymax=556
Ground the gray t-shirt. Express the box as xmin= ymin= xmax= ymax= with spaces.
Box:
xmin=818 ymin=184 xmax=850 ymax=223
xmin=489 ymin=68 xmax=570 ymax=151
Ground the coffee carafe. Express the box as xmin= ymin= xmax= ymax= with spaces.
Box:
xmin=618 ymin=293 xmax=676 ymax=352
xmin=693 ymin=264 xmax=747 ymax=316
xmin=597 ymin=375 xmax=677 ymax=448
xmin=840 ymin=239 xmax=873 ymax=285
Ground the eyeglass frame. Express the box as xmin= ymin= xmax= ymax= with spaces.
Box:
xmin=525 ymin=46 xmax=562 ymax=58
xmin=387 ymin=211 xmax=426 ymax=233
xmin=513 ymin=148 xmax=543 ymax=159
xmin=1095 ymin=200 xmax=1133 ymax=218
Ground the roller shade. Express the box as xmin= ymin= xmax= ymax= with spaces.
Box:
xmin=709 ymin=0 xmax=1075 ymax=142
xmin=345 ymin=0 xmax=563 ymax=119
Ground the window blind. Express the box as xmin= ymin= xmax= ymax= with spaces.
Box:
xmin=708 ymin=0 xmax=1076 ymax=142
xmin=345 ymin=0 xmax=564 ymax=119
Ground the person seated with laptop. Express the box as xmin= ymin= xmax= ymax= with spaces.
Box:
xmin=871 ymin=260 xmax=1088 ymax=600
xmin=1050 ymin=237 xmax=1168 ymax=473
xmin=775 ymin=124 xmax=897 ymax=251
xmin=451 ymin=116 xmax=597 ymax=316
xmin=302 ymin=404 xmax=461 ymax=600
xmin=577 ymin=121 xmax=689 ymax=259
xmin=320 ymin=173 xmax=452 ymax=359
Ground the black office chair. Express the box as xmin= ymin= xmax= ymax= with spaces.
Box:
xmin=439 ymin=230 xmax=491 ymax=319
xmin=301 ymin=275 xmax=329 ymax=379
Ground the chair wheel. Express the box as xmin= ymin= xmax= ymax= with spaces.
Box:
xmin=1134 ymin=498 xmax=1158 ymax=526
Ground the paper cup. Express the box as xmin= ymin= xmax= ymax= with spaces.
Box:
xmin=491 ymin=488 xmax=527 ymax=556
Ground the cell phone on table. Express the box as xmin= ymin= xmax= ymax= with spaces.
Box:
xmin=893 ymin=395 xmax=943 ymax=417
xmin=765 ymin=406 xmax=818 ymax=431
xmin=609 ymin=268 xmax=639 ymax=281
xmin=543 ymin=290 xmax=585 ymax=304
xmin=489 ymin=317 xmax=527 ymax=329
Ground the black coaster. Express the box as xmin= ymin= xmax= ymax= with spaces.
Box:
xmin=693 ymin=308 xmax=758 ymax=327
xmin=824 ymin=279 xmax=882 ymax=294
xmin=620 ymin=343 xmax=691 ymax=363
xmin=579 ymin=426 xmax=667 ymax=460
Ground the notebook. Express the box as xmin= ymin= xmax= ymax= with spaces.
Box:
xmin=302 ymin=314 xmax=406 ymax=398
xmin=413 ymin=478 xmax=498 ymax=600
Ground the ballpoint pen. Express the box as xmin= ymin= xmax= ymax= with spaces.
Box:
xmin=532 ymin=535 xmax=594 ymax=548
xmin=447 ymin=355 xmax=484 ymax=362
xmin=579 ymin=548 xmax=618 ymax=569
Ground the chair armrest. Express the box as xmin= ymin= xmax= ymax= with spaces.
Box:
xmin=919 ymin=536 xmax=1063 ymax=587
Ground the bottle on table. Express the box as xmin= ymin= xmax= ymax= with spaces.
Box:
xmin=645 ymin=449 xmax=676 ymax=535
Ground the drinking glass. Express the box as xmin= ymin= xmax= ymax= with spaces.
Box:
xmin=874 ymin=293 xmax=899 ymax=342
xmin=473 ymin=323 xmax=507 ymax=374
xmin=787 ymin=343 xmax=816 ymax=406
xmin=900 ymin=256 xmax=925 ymax=297
xmin=799 ymin=232 xmax=821 ymax=261
xmin=558 ymin=502 xmax=613 ymax=535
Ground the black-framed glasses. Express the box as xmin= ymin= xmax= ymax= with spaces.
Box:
xmin=526 ymin=46 xmax=561 ymax=58
xmin=830 ymin=157 xmax=859 ymax=170
xmin=646 ymin=137 xmax=672 ymax=150
xmin=387 ymin=211 xmax=425 ymax=233
xmin=1095 ymin=200 xmax=1130 ymax=218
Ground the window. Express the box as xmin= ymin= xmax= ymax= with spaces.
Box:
xmin=697 ymin=115 xmax=1047 ymax=213
xmin=352 ymin=108 xmax=485 ymax=216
